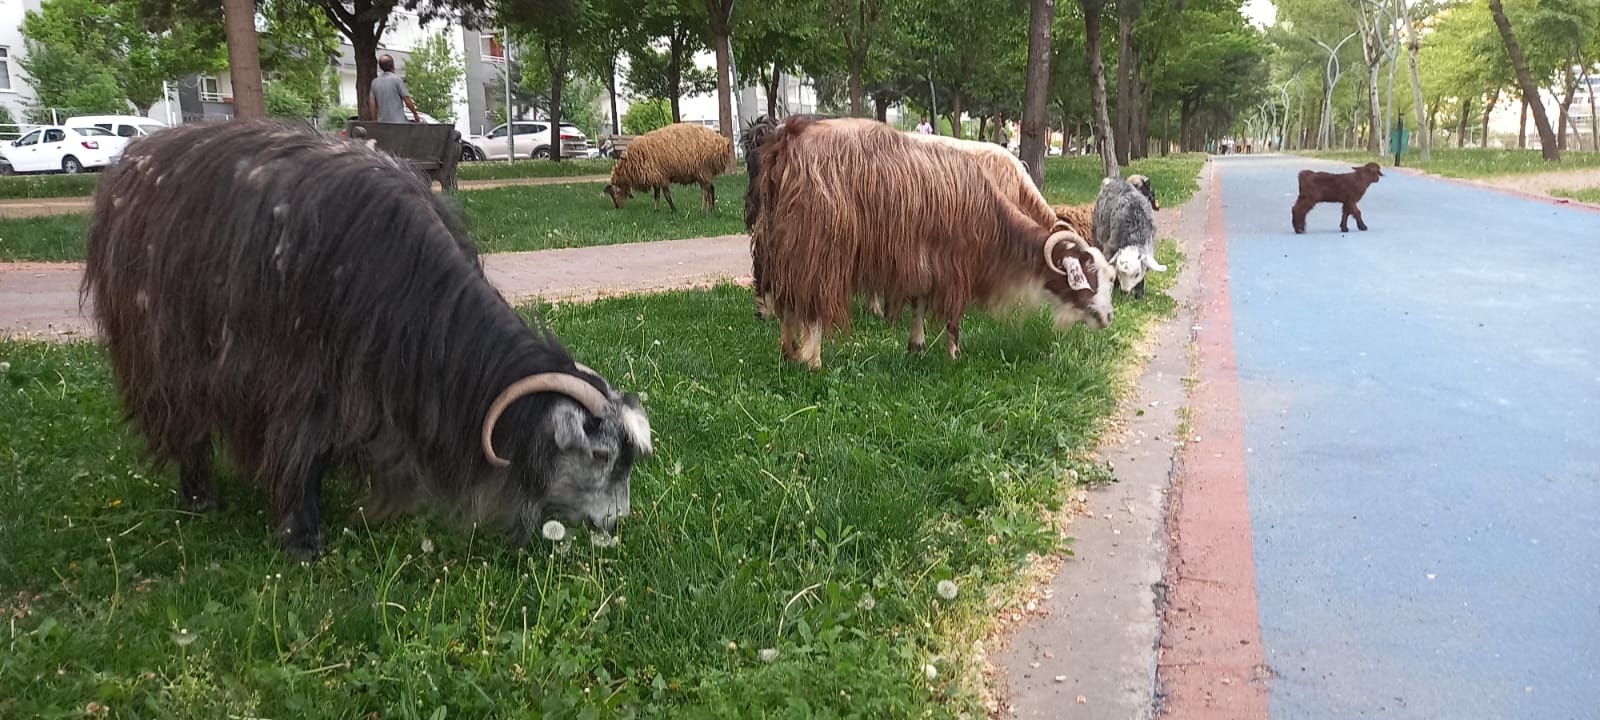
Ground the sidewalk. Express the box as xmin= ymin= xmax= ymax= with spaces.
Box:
xmin=0 ymin=234 xmax=750 ymax=340
xmin=0 ymin=174 xmax=615 ymax=219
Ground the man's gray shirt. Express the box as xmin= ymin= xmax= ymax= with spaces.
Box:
xmin=372 ymin=72 xmax=411 ymax=122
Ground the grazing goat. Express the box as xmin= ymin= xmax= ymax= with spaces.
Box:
xmin=82 ymin=120 xmax=653 ymax=561
xmin=1291 ymin=162 xmax=1382 ymax=234
xmin=1092 ymin=175 xmax=1167 ymax=300
xmin=742 ymin=113 xmax=834 ymax=318
xmin=604 ymin=122 xmax=733 ymax=212
xmin=1052 ymin=203 xmax=1095 ymax=243
xmin=753 ymin=116 xmax=1114 ymax=369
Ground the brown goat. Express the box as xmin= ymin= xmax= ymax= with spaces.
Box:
xmin=753 ymin=116 xmax=1115 ymax=369
xmin=1291 ymin=162 xmax=1383 ymax=234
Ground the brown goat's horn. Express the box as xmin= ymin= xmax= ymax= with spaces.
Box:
xmin=1042 ymin=230 xmax=1081 ymax=275
xmin=482 ymin=373 xmax=610 ymax=467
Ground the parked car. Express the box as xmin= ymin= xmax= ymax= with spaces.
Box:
xmin=0 ymin=125 xmax=129 ymax=174
xmin=66 ymin=114 xmax=169 ymax=139
xmin=468 ymin=121 xmax=592 ymax=161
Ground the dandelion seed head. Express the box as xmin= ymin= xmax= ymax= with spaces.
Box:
xmin=541 ymin=520 xmax=567 ymax=542
xmin=758 ymin=648 xmax=779 ymax=662
xmin=937 ymin=580 xmax=959 ymax=600
xmin=923 ymin=664 xmax=938 ymax=680
xmin=858 ymin=593 xmax=877 ymax=611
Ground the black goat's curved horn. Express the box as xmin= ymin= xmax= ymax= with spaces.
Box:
xmin=482 ymin=373 xmax=610 ymax=467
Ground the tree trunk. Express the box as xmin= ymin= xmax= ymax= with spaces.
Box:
xmin=1358 ymin=14 xmax=1383 ymax=155
xmin=1020 ymin=0 xmax=1055 ymax=186
xmin=706 ymin=0 xmax=735 ymax=149
xmin=1456 ymin=100 xmax=1470 ymax=148
xmin=1489 ymin=0 xmax=1559 ymax=160
xmin=874 ymin=96 xmax=889 ymax=122
xmin=545 ymin=37 xmax=570 ymax=162
xmin=765 ymin=64 xmax=780 ymax=118
xmin=977 ymin=116 xmax=989 ymax=142
xmin=847 ymin=53 xmax=865 ymax=117
xmin=669 ymin=31 xmax=684 ymax=122
xmin=1115 ymin=11 xmax=1133 ymax=166
xmin=608 ymin=58 xmax=621 ymax=134
xmin=1556 ymin=64 xmax=1578 ymax=151
xmin=222 ymin=0 xmax=265 ymax=120
xmin=950 ymin=92 xmax=964 ymax=139
xmin=1404 ymin=6 xmax=1431 ymax=161
xmin=1082 ymin=0 xmax=1118 ymax=177
xmin=1518 ymin=96 xmax=1527 ymax=148
xmin=1585 ymin=54 xmax=1600 ymax=152
xmin=1481 ymin=89 xmax=1498 ymax=149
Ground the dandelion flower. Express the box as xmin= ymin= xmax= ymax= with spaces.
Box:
xmin=541 ymin=520 xmax=566 ymax=542
xmin=0 ymin=362 xmax=10 ymax=373
xmin=936 ymin=580 xmax=959 ymax=600
xmin=727 ymin=641 xmax=738 ymax=651
xmin=421 ymin=537 xmax=435 ymax=554
xmin=858 ymin=593 xmax=877 ymax=611
xmin=173 ymin=628 xmax=196 ymax=647
xmin=758 ymin=648 xmax=780 ymax=663
xmin=923 ymin=664 xmax=938 ymax=680
xmin=591 ymin=532 xmax=619 ymax=548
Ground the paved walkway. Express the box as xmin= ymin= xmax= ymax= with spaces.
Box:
xmin=0 ymin=234 xmax=749 ymax=340
xmin=0 ymin=174 xmax=614 ymax=219
xmin=1159 ymin=154 xmax=1600 ymax=719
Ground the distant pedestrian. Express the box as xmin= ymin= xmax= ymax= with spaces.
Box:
xmin=916 ymin=116 xmax=933 ymax=134
xmin=370 ymin=54 xmax=421 ymax=124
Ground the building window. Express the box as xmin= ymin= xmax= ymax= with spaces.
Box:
xmin=482 ymin=33 xmax=505 ymax=62
xmin=0 ymin=47 xmax=12 ymax=91
xmin=199 ymin=75 xmax=223 ymax=103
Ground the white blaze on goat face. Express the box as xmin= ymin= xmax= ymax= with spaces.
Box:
xmin=1051 ymin=246 xmax=1116 ymax=331
xmin=1112 ymin=247 xmax=1146 ymax=292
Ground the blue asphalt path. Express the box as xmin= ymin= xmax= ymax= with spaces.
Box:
xmin=1219 ymin=155 xmax=1600 ymax=718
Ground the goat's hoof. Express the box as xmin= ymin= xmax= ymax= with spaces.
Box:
xmin=182 ymin=494 xmax=224 ymax=513
xmin=909 ymin=341 xmax=926 ymax=354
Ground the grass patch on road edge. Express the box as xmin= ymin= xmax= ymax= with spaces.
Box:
xmin=1552 ymin=187 xmax=1600 ymax=204
xmin=0 ymin=239 xmax=1183 ymax=717
xmin=1296 ymin=148 xmax=1600 ymax=178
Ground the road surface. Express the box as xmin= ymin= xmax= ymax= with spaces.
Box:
xmin=1161 ymin=154 xmax=1600 ymax=718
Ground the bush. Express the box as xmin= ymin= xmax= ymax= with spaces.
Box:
xmin=622 ymin=99 xmax=672 ymax=135
xmin=323 ymin=105 xmax=357 ymax=131
xmin=264 ymin=82 xmax=313 ymax=120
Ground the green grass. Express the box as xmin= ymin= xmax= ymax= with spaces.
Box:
xmin=0 ymin=172 xmax=101 ymax=200
xmin=459 ymin=175 xmax=747 ymax=254
xmin=0 ymin=154 xmax=1207 ymax=263
xmin=1295 ymin=148 xmax=1600 ymax=178
xmin=1041 ymin=153 xmax=1206 ymax=206
xmin=458 ymin=158 xmax=619 ymax=182
xmin=0 ymin=214 xmax=94 ymax=262
xmin=1552 ymin=187 xmax=1600 ymax=204
xmin=0 ymin=250 xmax=1183 ymax=717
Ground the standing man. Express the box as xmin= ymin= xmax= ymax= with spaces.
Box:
xmin=916 ymin=116 xmax=933 ymax=134
xmin=370 ymin=54 xmax=421 ymax=123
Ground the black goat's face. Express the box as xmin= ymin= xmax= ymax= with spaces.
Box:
xmin=603 ymin=183 xmax=632 ymax=208
xmin=523 ymin=393 xmax=651 ymax=535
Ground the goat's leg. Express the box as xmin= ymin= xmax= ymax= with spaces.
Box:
xmin=1291 ymin=197 xmax=1313 ymax=234
xmin=651 ymin=188 xmax=662 ymax=211
xmin=662 ymin=187 xmax=678 ymax=212
xmin=780 ymin=316 xmax=797 ymax=359
xmin=270 ymin=447 xmax=333 ymax=562
xmin=908 ymin=298 xmax=928 ymax=354
xmin=798 ymin=322 xmax=823 ymax=370
xmin=1134 ymin=277 xmax=1147 ymax=300
xmin=868 ymin=294 xmax=886 ymax=318
xmin=945 ymin=317 xmax=962 ymax=360
xmin=178 ymin=437 xmax=222 ymax=512
xmin=1348 ymin=203 xmax=1368 ymax=231
xmin=703 ymin=182 xmax=715 ymax=211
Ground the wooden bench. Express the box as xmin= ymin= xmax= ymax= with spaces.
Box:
xmin=600 ymin=134 xmax=640 ymax=158
xmin=346 ymin=121 xmax=462 ymax=191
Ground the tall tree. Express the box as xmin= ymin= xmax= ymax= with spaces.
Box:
xmin=1021 ymin=0 xmax=1055 ymax=186
xmin=1489 ymin=0 xmax=1559 ymax=160
xmin=404 ymin=30 xmax=465 ymax=120
xmin=222 ymin=0 xmax=265 ymax=119
xmin=1399 ymin=0 xmax=1431 ymax=161
xmin=628 ymin=1 xmax=713 ymax=122
xmin=733 ymin=0 xmax=827 ymax=119
xmin=258 ymin=0 xmax=342 ymax=120
xmin=1080 ymin=0 xmax=1117 ymax=176
xmin=507 ymin=0 xmax=585 ymax=161
xmin=831 ymin=0 xmax=892 ymax=116
xmin=705 ymin=0 xmax=736 ymax=153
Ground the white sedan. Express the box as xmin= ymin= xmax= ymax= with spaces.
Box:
xmin=0 ymin=125 xmax=128 ymax=174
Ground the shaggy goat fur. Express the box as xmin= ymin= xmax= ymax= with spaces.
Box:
xmin=1291 ymin=162 xmax=1382 ymax=233
xmin=754 ymin=116 xmax=1114 ymax=369
xmin=743 ymin=113 xmax=834 ymax=318
xmin=1091 ymin=175 xmax=1167 ymax=299
xmin=604 ymin=122 xmax=733 ymax=212
xmin=1052 ymin=203 xmax=1096 ymax=243
xmin=82 ymin=120 xmax=652 ymax=560
xmin=905 ymin=133 xmax=1056 ymax=226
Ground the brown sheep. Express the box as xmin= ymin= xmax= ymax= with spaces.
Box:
xmin=754 ymin=116 xmax=1114 ymax=370
xmin=1291 ymin=162 xmax=1383 ymax=233
xmin=1052 ymin=203 xmax=1095 ymax=243
xmin=603 ymin=122 xmax=733 ymax=212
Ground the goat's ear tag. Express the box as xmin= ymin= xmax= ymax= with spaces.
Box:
xmin=1062 ymin=257 xmax=1091 ymax=291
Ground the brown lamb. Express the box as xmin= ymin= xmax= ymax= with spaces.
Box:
xmin=1291 ymin=162 xmax=1383 ymax=234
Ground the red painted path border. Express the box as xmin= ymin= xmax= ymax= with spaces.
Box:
xmin=1155 ymin=163 xmax=1270 ymax=718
